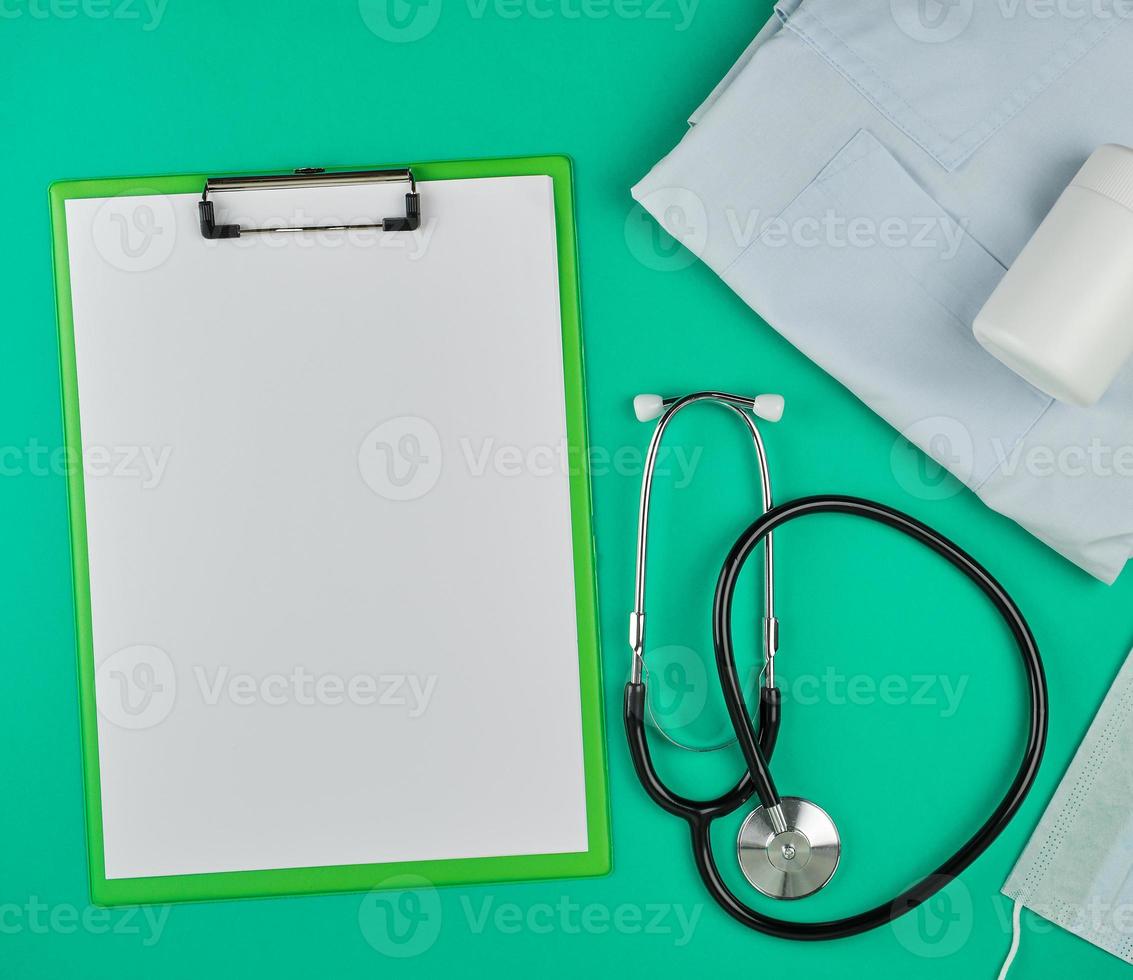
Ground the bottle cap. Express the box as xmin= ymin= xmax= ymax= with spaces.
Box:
xmin=1071 ymin=144 xmax=1133 ymax=213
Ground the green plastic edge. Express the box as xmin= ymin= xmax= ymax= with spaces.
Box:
xmin=48 ymin=155 xmax=611 ymax=907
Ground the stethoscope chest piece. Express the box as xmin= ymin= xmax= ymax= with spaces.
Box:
xmin=737 ymin=797 xmax=841 ymax=900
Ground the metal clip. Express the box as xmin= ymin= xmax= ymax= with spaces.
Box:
xmin=198 ymin=166 xmax=421 ymax=240
xmin=763 ymin=616 xmax=780 ymax=688
xmin=629 ymin=611 xmax=646 ymax=684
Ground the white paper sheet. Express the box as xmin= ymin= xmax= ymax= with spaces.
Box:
xmin=65 ymin=175 xmax=588 ymax=879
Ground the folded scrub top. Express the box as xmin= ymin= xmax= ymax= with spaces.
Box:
xmin=632 ymin=0 xmax=1133 ymax=584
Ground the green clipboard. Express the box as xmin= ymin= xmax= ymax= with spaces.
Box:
xmin=49 ymin=155 xmax=611 ymax=906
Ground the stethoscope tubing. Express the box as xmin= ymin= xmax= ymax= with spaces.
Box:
xmin=625 ymin=495 xmax=1048 ymax=941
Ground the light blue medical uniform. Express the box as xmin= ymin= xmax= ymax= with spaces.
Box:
xmin=633 ymin=0 xmax=1133 ymax=583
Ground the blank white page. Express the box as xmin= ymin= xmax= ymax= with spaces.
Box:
xmin=65 ymin=175 xmax=588 ymax=879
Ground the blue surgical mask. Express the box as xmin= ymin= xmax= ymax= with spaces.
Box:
xmin=1002 ymin=647 xmax=1133 ymax=966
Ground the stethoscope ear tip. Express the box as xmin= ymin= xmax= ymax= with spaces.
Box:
xmin=753 ymin=394 xmax=786 ymax=423
xmin=633 ymin=393 xmax=666 ymax=423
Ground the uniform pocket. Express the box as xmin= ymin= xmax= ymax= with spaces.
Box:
xmin=777 ymin=0 xmax=1120 ymax=171
xmin=721 ymin=129 xmax=1052 ymax=489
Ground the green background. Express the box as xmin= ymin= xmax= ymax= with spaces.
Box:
xmin=3 ymin=1 xmax=1132 ymax=977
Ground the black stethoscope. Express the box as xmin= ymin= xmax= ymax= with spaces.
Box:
xmin=625 ymin=390 xmax=1049 ymax=940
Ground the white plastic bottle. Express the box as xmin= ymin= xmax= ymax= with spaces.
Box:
xmin=974 ymin=144 xmax=1133 ymax=407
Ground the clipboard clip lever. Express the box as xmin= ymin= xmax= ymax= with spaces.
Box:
xmin=198 ymin=167 xmax=421 ymax=240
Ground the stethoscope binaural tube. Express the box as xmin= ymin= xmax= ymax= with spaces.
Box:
xmin=625 ymin=494 xmax=1049 ymax=941
xmin=630 ymin=391 xmax=784 ymax=754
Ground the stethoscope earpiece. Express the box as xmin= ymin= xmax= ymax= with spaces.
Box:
xmin=632 ymin=392 xmax=786 ymax=424
xmin=752 ymin=393 xmax=785 ymax=423
xmin=632 ymin=394 xmax=666 ymax=423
